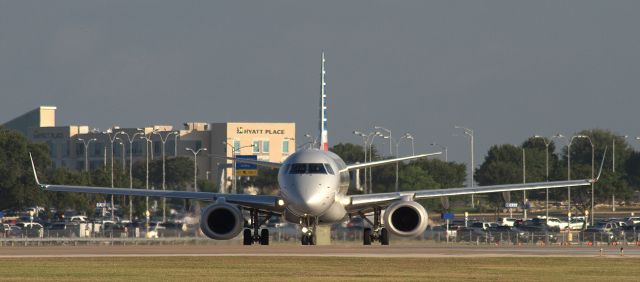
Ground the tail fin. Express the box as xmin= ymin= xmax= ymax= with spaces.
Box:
xmin=319 ymin=51 xmax=328 ymax=151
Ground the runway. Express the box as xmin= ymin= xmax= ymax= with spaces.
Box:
xmin=1 ymin=244 xmax=638 ymax=258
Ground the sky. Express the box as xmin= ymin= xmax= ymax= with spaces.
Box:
xmin=1 ymin=1 xmax=640 ymax=167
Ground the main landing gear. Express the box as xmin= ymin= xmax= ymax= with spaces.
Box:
xmin=300 ymin=216 xmax=317 ymax=245
xmin=361 ymin=208 xmax=389 ymax=245
xmin=243 ymin=209 xmax=272 ymax=246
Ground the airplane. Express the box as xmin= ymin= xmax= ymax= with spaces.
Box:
xmin=29 ymin=52 xmax=599 ymax=246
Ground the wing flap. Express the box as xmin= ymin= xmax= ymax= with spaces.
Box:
xmin=341 ymin=152 xmax=441 ymax=172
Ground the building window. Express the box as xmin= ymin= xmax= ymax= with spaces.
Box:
xmin=233 ymin=140 xmax=240 ymax=153
xmin=252 ymin=141 xmax=260 ymax=153
xmin=282 ymin=140 xmax=289 ymax=154
xmin=262 ymin=140 xmax=270 ymax=153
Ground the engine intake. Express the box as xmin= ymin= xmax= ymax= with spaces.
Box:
xmin=383 ymin=200 xmax=428 ymax=237
xmin=200 ymin=200 xmax=243 ymax=240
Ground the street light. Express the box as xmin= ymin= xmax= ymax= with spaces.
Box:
xmin=368 ymin=132 xmax=383 ymax=194
xmin=139 ymin=134 xmax=152 ymax=220
xmin=430 ymin=143 xmax=448 ymax=162
xmin=401 ymin=133 xmax=415 ymax=156
xmin=77 ymin=138 xmax=97 ymax=171
xmin=612 ymin=135 xmax=628 ymax=211
xmin=186 ymin=147 xmax=207 ymax=193
xmin=383 ymin=135 xmax=400 ymax=192
xmin=120 ymin=129 xmax=145 ymax=220
xmin=533 ymin=134 xmax=563 ymax=221
xmin=152 ymin=130 xmax=178 ymax=222
xmin=575 ymin=134 xmax=595 ymax=225
xmin=102 ymin=129 xmax=123 ymax=221
xmin=222 ymin=141 xmax=255 ymax=194
xmin=454 ymin=125 xmax=475 ymax=208
xmin=374 ymin=126 xmax=392 ymax=155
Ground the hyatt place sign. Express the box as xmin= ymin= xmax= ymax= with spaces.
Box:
xmin=236 ymin=127 xmax=285 ymax=135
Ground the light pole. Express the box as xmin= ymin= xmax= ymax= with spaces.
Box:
xmin=186 ymin=147 xmax=207 ymax=192
xmin=403 ymin=133 xmax=415 ymax=156
xmin=383 ymin=135 xmax=400 ymax=192
xmin=353 ymin=131 xmax=369 ymax=193
xmin=522 ymin=147 xmax=527 ymax=220
xmin=374 ymin=126 xmax=392 ymax=155
xmin=533 ymin=135 xmax=562 ymax=221
xmin=368 ymin=132 xmax=383 ymax=194
xmin=152 ymin=130 xmax=178 ymax=222
xmin=103 ymin=129 xmax=122 ymax=221
xmin=77 ymin=138 xmax=97 ymax=171
xmin=120 ymin=129 xmax=145 ymax=220
xmin=139 ymin=134 xmax=152 ymax=219
xmin=455 ymin=125 xmax=475 ymax=208
xmin=430 ymin=143 xmax=448 ymax=162
xmin=612 ymin=135 xmax=627 ymax=211
xmin=575 ymin=135 xmax=595 ymax=225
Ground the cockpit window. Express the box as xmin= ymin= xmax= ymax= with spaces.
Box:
xmin=324 ymin=163 xmax=334 ymax=175
xmin=289 ymin=164 xmax=307 ymax=174
xmin=288 ymin=163 xmax=329 ymax=174
xmin=308 ymin=163 xmax=327 ymax=174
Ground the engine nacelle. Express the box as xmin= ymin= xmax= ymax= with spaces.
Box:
xmin=383 ymin=200 xmax=428 ymax=237
xmin=200 ymin=200 xmax=243 ymax=240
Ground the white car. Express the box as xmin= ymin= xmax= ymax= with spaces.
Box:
xmin=568 ymin=218 xmax=588 ymax=230
xmin=625 ymin=217 xmax=640 ymax=225
xmin=69 ymin=215 xmax=89 ymax=223
xmin=544 ymin=217 xmax=569 ymax=230
xmin=497 ymin=218 xmax=516 ymax=227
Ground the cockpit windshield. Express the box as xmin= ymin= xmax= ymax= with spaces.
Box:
xmin=288 ymin=163 xmax=333 ymax=175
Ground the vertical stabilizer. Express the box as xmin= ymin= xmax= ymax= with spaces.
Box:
xmin=319 ymin=52 xmax=329 ymax=151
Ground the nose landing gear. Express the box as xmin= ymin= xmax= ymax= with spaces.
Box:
xmin=300 ymin=216 xmax=318 ymax=245
xmin=361 ymin=208 xmax=390 ymax=245
xmin=243 ymin=209 xmax=272 ymax=245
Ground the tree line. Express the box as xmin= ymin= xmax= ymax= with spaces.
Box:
xmin=1 ymin=126 xmax=639 ymax=218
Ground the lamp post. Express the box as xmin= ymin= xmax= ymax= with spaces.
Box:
xmin=222 ymin=141 xmax=255 ymax=194
xmin=533 ymin=135 xmax=562 ymax=221
xmin=383 ymin=135 xmax=400 ymax=192
xmin=186 ymin=147 xmax=207 ymax=192
xmin=102 ymin=129 xmax=122 ymax=221
xmin=120 ymin=129 xmax=145 ymax=220
xmin=575 ymin=135 xmax=595 ymax=225
xmin=374 ymin=126 xmax=392 ymax=155
xmin=403 ymin=133 xmax=415 ymax=155
xmin=353 ymin=131 xmax=369 ymax=193
xmin=430 ymin=143 xmax=448 ymax=162
xmin=368 ymin=132 xmax=383 ymax=194
xmin=139 ymin=134 xmax=152 ymax=219
xmin=522 ymin=147 xmax=527 ymax=220
xmin=77 ymin=138 xmax=97 ymax=171
xmin=152 ymin=130 xmax=178 ymax=222
xmin=455 ymin=126 xmax=475 ymax=208
xmin=612 ymin=135 xmax=628 ymax=212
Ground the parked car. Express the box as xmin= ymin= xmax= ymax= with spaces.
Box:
xmin=487 ymin=226 xmax=528 ymax=243
xmin=621 ymin=224 xmax=639 ymax=242
xmin=497 ymin=218 xmax=517 ymax=227
xmin=543 ymin=217 xmax=569 ymax=230
xmin=581 ymin=222 xmax=620 ymax=242
xmin=517 ymin=225 xmax=558 ymax=243
xmin=568 ymin=218 xmax=588 ymax=230
xmin=625 ymin=217 xmax=640 ymax=225
xmin=457 ymin=227 xmax=495 ymax=243
xmin=14 ymin=222 xmax=43 ymax=237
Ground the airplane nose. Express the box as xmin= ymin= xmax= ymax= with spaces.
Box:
xmin=287 ymin=181 xmax=333 ymax=215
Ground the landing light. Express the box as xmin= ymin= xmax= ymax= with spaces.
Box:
xmin=277 ymin=199 xmax=285 ymax=206
xmin=301 ymin=227 xmax=309 ymax=233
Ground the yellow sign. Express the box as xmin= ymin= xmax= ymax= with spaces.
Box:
xmin=237 ymin=170 xmax=258 ymax=176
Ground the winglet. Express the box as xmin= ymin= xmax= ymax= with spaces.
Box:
xmin=29 ymin=152 xmax=43 ymax=188
xmin=593 ymin=146 xmax=608 ymax=183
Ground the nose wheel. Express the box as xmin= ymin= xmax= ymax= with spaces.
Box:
xmin=243 ymin=209 xmax=271 ymax=246
xmin=300 ymin=216 xmax=318 ymax=245
xmin=361 ymin=208 xmax=390 ymax=245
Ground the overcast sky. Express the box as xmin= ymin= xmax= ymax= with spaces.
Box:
xmin=1 ymin=1 xmax=640 ymax=166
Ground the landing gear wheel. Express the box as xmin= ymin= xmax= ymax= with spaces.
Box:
xmin=309 ymin=234 xmax=317 ymax=245
xmin=260 ymin=229 xmax=269 ymax=245
xmin=243 ymin=229 xmax=252 ymax=245
xmin=380 ymin=228 xmax=389 ymax=245
xmin=363 ymin=228 xmax=372 ymax=245
xmin=301 ymin=235 xmax=309 ymax=245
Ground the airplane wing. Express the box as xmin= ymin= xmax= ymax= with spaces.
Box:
xmin=210 ymin=155 xmax=282 ymax=168
xmin=340 ymin=152 xmax=442 ymax=172
xmin=344 ymin=179 xmax=593 ymax=211
xmin=29 ymin=154 xmax=284 ymax=212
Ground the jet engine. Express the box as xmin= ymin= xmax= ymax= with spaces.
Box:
xmin=383 ymin=200 xmax=428 ymax=237
xmin=200 ymin=200 xmax=243 ymax=240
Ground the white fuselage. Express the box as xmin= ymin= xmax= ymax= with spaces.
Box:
xmin=277 ymin=149 xmax=350 ymax=224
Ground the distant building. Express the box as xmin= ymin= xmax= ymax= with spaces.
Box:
xmin=2 ymin=106 xmax=295 ymax=193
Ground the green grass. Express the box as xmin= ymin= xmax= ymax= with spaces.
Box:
xmin=0 ymin=257 xmax=639 ymax=281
